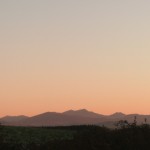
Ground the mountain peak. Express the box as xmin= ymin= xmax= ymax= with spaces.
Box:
xmin=77 ymin=109 xmax=88 ymax=112
xmin=63 ymin=109 xmax=88 ymax=113
xmin=110 ymin=112 xmax=126 ymax=118
xmin=63 ymin=109 xmax=103 ymax=118
xmin=113 ymin=112 xmax=125 ymax=115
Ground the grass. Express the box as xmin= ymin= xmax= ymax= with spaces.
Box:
xmin=0 ymin=126 xmax=75 ymax=145
xmin=0 ymin=124 xmax=150 ymax=150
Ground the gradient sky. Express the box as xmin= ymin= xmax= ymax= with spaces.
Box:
xmin=1 ymin=0 xmax=150 ymax=117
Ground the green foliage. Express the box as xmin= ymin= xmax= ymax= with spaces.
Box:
xmin=0 ymin=124 xmax=150 ymax=150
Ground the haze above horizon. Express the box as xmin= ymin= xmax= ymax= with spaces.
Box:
xmin=1 ymin=0 xmax=150 ymax=117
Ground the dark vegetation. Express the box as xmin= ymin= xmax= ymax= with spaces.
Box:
xmin=0 ymin=121 xmax=150 ymax=150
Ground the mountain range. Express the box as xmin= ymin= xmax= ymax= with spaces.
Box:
xmin=0 ymin=109 xmax=150 ymax=128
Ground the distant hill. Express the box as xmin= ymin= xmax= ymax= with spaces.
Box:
xmin=63 ymin=109 xmax=104 ymax=118
xmin=11 ymin=111 xmax=108 ymax=126
xmin=0 ymin=115 xmax=29 ymax=124
xmin=109 ymin=112 xmax=126 ymax=119
xmin=1 ymin=109 xmax=150 ymax=127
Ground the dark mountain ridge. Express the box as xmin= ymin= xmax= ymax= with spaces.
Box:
xmin=1 ymin=109 xmax=150 ymax=127
xmin=0 ymin=115 xmax=29 ymax=124
xmin=63 ymin=109 xmax=104 ymax=118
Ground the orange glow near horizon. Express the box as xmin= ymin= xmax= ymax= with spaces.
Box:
xmin=1 ymin=1 xmax=150 ymax=117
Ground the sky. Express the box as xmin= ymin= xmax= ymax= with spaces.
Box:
xmin=0 ymin=0 xmax=150 ymax=117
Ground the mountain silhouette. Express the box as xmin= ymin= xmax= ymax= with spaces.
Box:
xmin=10 ymin=111 xmax=107 ymax=126
xmin=109 ymin=112 xmax=126 ymax=119
xmin=0 ymin=115 xmax=29 ymax=124
xmin=0 ymin=109 xmax=150 ymax=127
xmin=63 ymin=109 xmax=104 ymax=118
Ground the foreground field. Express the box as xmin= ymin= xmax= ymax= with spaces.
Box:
xmin=0 ymin=124 xmax=150 ymax=150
